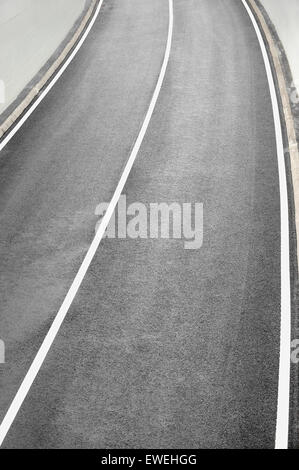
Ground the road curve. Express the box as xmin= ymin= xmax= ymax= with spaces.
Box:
xmin=0 ymin=0 xmax=285 ymax=448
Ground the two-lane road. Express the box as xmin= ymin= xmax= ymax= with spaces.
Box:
xmin=0 ymin=0 xmax=291 ymax=448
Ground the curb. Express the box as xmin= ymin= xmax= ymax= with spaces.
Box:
xmin=0 ymin=0 xmax=99 ymax=141
xmin=247 ymin=0 xmax=299 ymax=449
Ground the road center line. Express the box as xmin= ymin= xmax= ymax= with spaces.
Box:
xmin=0 ymin=0 xmax=174 ymax=446
xmin=242 ymin=0 xmax=291 ymax=450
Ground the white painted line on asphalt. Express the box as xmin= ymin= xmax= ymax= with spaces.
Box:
xmin=0 ymin=0 xmax=174 ymax=447
xmin=242 ymin=0 xmax=291 ymax=450
xmin=0 ymin=0 xmax=104 ymax=153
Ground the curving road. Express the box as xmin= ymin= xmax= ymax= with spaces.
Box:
xmin=0 ymin=0 xmax=289 ymax=448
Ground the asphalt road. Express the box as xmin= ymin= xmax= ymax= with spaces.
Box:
xmin=0 ymin=0 xmax=283 ymax=448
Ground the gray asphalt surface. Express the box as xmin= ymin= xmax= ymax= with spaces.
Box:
xmin=0 ymin=0 xmax=282 ymax=448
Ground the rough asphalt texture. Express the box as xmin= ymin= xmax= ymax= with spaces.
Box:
xmin=0 ymin=0 xmax=282 ymax=448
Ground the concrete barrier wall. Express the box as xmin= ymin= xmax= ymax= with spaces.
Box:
xmin=0 ymin=0 xmax=86 ymax=114
xmin=260 ymin=0 xmax=299 ymax=92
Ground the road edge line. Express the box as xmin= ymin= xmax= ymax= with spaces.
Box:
xmin=242 ymin=0 xmax=292 ymax=450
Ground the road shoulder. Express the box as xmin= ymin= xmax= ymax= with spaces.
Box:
xmin=247 ymin=0 xmax=299 ymax=449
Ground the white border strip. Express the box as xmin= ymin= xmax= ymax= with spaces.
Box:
xmin=0 ymin=0 xmax=174 ymax=447
xmin=242 ymin=0 xmax=291 ymax=450
xmin=0 ymin=0 xmax=104 ymax=153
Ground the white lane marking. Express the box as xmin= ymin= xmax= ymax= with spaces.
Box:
xmin=0 ymin=0 xmax=174 ymax=447
xmin=0 ymin=0 xmax=105 ymax=153
xmin=242 ymin=0 xmax=291 ymax=450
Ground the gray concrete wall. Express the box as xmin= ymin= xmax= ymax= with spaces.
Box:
xmin=0 ymin=0 xmax=86 ymax=114
xmin=261 ymin=0 xmax=299 ymax=92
